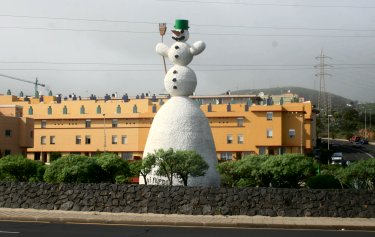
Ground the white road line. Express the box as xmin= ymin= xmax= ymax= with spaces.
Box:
xmin=0 ymin=230 xmax=20 ymax=234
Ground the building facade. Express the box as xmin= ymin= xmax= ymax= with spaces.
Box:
xmin=0 ymin=103 xmax=34 ymax=157
xmin=0 ymin=94 xmax=317 ymax=162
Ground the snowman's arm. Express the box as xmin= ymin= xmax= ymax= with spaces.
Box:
xmin=190 ymin=41 xmax=206 ymax=56
xmin=156 ymin=43 xmax=169 ymax=57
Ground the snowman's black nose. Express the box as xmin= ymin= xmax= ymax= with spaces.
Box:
xmin=175 ymin=55 xmax=179 ymax=59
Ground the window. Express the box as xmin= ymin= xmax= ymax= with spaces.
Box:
xmin=152 ymin=104 xmax=157 ymax=113
xmin=85 ymin=120 xmax=91 ymax=128
xmin=28 ymin=106 xmax=33 ymax=115
xmin=289 ymin=129 xmax=296 ymax=138
xmin=50 ymin=136 xmax=55 ymax=144
xmin=112 ymin=135 xmax=118 ymax=144
xmin=116 ymin=105 xmax=121 ymax=114
xmin=47 ymin=106 xmax=52 ymax=115
xmin=133 ymin=104 xmax=138 ymax=113
xmin=5 ymin=129 xmax=11 ymax=137
xmin=207 ymin=103 xmax=212 ymax=112
xmin=63 ymin=106 xmax=68 ymax=114
xmin=121 ymin=152 xmax=133 ymax=160
xmin=237 ymin=117 xmax=244 ymax=127
xmin=30 ymin=131 xmax=34 ymax=139
xmin=267 ymin=129 xmax=273 ymax=138
xmin=112 ymin=119 xmax=118 ymax=128
xmin=85 ymin=135 xmax=91 ymax=144
xmin=266 ymin=112 xmax=273 ymax=120
xmin=96 ymin=105 xmax=101 ymax=114
xmin=80 ymin=105 xmax=85 ymax=114
xmin=237 ymin=134 xmax=244 ymax=144
xmin=4 ymin=150 xmax=11 ymax=156
xmin=227 ymin=134 xmax=233 ymax=144
xmin=221 ymin=152 xmax=232 ymax=161
xmin=41 ymin=120 xmax=47 ymax=128
xmin=259 ymin=147 xmax=266 ymax=155
xmin=76 ymin=135 xmax=81 ymax=144
xmin=226 ymin=103 xmax=231 ymax=112
xmin=41 ymin=136 xmax=46 ymax=145
xmin=121 ymin=135 xmax=127 ymax=144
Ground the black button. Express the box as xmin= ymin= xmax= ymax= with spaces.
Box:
xmin=173 ymin=86 xmax=177 ymax=89
xmin=172 ymin=78 xmax=177 ymax=82
xmin=175 ymin=55 xmax=179 ymax=59
xmin=175 ymin=45 xmax=179 ymax=49
xmin=173 ymin=70 xmax=178 ymax=74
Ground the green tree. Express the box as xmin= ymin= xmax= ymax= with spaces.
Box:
xmin=44 ymin=155 xmax=101 ymax=183
xmin=174 ymin=150 xmax=208 ymax=186
xmin=0 ymin=155 xmax=45 ymax=182
xmin=152 ymin=148 xmax=177 ymax=185
xmin=144 ymin=149 xmax=208 ymax=186
xmin=93 ymin=153 xmax=130 ymax=183
xmin=129 ymin=157 xmax=156 ymax=185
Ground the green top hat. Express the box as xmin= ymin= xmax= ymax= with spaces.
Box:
xmin=174 ymin=19 xmax=189 ymax=30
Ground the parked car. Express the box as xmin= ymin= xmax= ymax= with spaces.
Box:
xmin=331 ymin=152 xmax=345 ymax=165
xmin=361 ymin=139 xmax=369 ymax=145
xmin=349 ymin=136 xmax=361 ymax=143
xmin=353 ymin=141 xmax=362 ymax=148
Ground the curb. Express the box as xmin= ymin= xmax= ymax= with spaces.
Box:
xmin=0 ymin=208 xmax=375 ymax=231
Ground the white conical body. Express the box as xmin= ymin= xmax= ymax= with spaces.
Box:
xmin=140 ymin=97 xmax=220 ymax=187
xmin=140 ymin=30 xmax=220 ymax=187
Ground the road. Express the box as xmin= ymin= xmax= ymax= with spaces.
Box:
xmin=0 ymin=221 xmax=374 ymax=237
xmin=329 ymin=139 xmax=375 ymax=162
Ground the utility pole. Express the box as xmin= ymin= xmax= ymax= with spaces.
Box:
xmin=315 ymin=49 xmax=332 ymax=115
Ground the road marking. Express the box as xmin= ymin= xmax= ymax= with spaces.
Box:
xmin=0 ymin=230 xmax=20 ymax=234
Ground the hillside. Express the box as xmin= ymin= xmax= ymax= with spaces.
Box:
xmin=229 ymin=87 xmax=354 ymax=108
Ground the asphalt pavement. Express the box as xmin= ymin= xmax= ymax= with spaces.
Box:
xmin=0 ymin=208 xmax=374 ymax=231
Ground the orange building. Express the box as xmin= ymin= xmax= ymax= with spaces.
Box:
xmin=0 ymin=101 xmax=34 ymax=157
xmin=0 ymin=94 xmax=317 ymax=162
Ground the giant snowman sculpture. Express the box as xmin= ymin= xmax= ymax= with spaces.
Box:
xmin=139 ymin=19 xmax=220 ymax=187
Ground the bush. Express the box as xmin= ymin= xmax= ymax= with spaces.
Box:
xmin=335 ymin=159 xmax=375 ymax=190
xmin=0 ymin=155 xmax=45 ymax=182
xmin=307 ymin=175 xmax=342 ymax=189
xmin=261 ymin=154 xmax=316 ymax=188
xmin=44 ymin=155 xmax=102 ymax=183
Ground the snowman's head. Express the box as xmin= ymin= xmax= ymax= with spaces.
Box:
xmin=171 ymin=19 xmax=190 ymax=42
xmin=171 ymin=29 xmax=189 ymax=42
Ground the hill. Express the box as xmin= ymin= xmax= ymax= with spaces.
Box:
xmin=229 ymin=87 xmax=354 ymax=108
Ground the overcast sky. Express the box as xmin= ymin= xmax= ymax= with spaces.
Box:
xmin=0 ymin=0 xmax=374 ymax=102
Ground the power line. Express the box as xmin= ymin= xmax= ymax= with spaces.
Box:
xmin=2 ymin=26 xmax=375 ymax=38
xmin=0 ymin=14 xmax=157 ymax=25
xmin=0 ymin=26 xmax=158 ymax=34
xmin=2 ymin=13 xmax=375 ymax=32
xmin=157 ymin=0 xmax=375 ymax=9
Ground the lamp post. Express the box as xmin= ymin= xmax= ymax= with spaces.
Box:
xmin=103 ymin=113 xmax=106 ymax=152
xmin=327 ymin=114 xmax=332 ymax=150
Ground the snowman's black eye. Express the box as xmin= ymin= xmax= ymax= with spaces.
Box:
xmin=175 ymin=45 xmax=179 ymax=49
xmin=181 ymin=30 xmax=184 ymax=33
